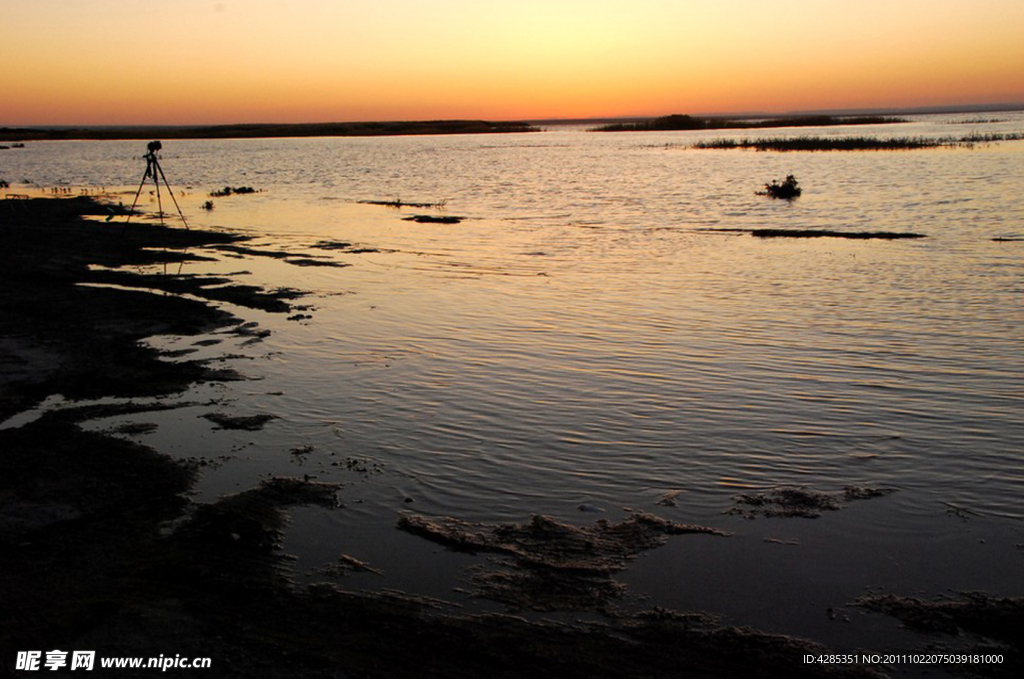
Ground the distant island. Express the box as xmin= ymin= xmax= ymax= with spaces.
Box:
xmin=591 ymin=113 xmax=906 ymax=132
xmin=0 ymin=120 xmax=539 ymax=142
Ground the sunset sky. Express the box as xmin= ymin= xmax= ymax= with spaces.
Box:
xmin=5 ymin=0 xmax=1024 ymax=125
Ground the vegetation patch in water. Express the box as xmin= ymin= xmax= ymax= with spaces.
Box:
xmin=210 ymin=185 xmax=259 ymax=197
xmin=758 ymin=174 xmax=802 ymax=199
xmin=692 ymin=133 xmax=1023 ymax=151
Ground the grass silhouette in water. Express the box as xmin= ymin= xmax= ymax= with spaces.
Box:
xmin=758 ymin=174 xmax=802 ymax=200
xmin=210 ymin=186 xmax=258 ymax=197
xmin=701 ymin=228 xmax=927 ymax=240
xmin=694 ymin=132 xmax=1023 ymax=151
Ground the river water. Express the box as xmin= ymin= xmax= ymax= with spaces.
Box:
xmin=3 ymin=113 xmax=1023 ymax=656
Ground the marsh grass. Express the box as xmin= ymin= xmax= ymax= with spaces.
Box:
xmin=692 ymin=133 xmax=1024 ymax=151
xmin=210 ymin=186 xmax=258 ymax=197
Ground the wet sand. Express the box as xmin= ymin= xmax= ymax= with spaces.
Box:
xmin=1 ymin=197 xmax=1017 ymax=678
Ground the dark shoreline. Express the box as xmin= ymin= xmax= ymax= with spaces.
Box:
xmin=0 ymin=120 xmax=538 ymax=142
xmin=1 ymin=198 xmax=1019 ymax=678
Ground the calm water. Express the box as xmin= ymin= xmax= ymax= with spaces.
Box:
xmin=4 ymin=114 xmax=1023 ymax=655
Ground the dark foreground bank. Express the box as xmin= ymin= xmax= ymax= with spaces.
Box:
xmin=1 ymin=198 xmax=1018 ymax=678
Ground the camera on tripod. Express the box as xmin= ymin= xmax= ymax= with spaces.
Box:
xmin=126 ymin=140 xmax=189 ymax=229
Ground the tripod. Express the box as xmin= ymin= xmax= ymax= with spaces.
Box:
xmin=126 ymin=140 xmax=189 ymax=229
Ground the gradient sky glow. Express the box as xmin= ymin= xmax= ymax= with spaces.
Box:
xmin=5 ymin=0 xmax=1024 ymax=125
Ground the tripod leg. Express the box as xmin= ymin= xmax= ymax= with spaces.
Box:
xmin=153 ymin=169 xmax=164 ymax=228
xmin=154 ymin=160 xmax=190 ymax=230
xmin=125 ymin=168 xmax=150 ymax=225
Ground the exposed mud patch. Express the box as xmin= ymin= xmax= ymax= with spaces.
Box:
xmin=657 ymin=489 xmax=683 ymax=507
xmin=160 ymin=477 xmax=343 ymax=590
xmin=856 ymin=593 xmax=1023 ymax=676
xmin=112 ymin=421 xmax=160 ymax=435
xmin=227 ymin=320 xmax=272 ymax=346
xmin=700 ymin=227 xmax=927 ymax=240
xmin=842 ymin=486 xmax=897 ymax=501
xmin=177 ymin=477 xmax=340 ymax=550
xmin=311 ymin=239 xmax=383 ymax=254
xmin=202 ymin=412 xmax=278 ymax=431
xmin=208 ymin=243 xmax=293 ymax=259
xmin=468 ymin=564 xmax=628 ymax=611
xmin=313 ymin=554 xmax=385 ymax=578
xmin=284 ymin=257 xmax=351 ymax=268
xmin=0 ymin=197 xmax=306 ymax=420
xmin=337 ymin=456 xmax=385 ymax=475
xmin=359 ymin=198 xmax=446 ymax=209
xmin=729 ymin=486 xmax=896 ymax=519
xmin=398 ymin=512 xmax=728 ymax=610
xmin=857 ymin=592 xmax=1024 ymax=642
xmin=403 ymin=214 xmax=464 ymax=224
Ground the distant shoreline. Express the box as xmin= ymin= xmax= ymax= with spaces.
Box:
xmin=4 ymin=104 xmax=1022 ymax=142
xmin=533 ymin=103 xmax=1024 ymax=127
xmin=591 ymin=113 xmax=913 ymax=132
xmin=0 ymin=119 xmax=539 ymax=142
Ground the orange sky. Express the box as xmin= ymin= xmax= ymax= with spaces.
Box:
xmin=4 ymin=0 xmax=1023 ymax=125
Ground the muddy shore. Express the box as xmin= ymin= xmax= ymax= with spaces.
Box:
xmin=1 ymin=197 xmax=1017 ymax=677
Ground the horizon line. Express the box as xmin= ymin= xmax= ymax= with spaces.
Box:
xmin=4 ymin=101 xmax=1023 ymax=130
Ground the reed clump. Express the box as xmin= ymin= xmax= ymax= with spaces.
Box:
xmin=693 ymin=132 xmax=1024 ymax=151
xmin=210 ymin=186 xmax=259 ymax=197
xmin=758 ymin=174 xmax=801 ymax=199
